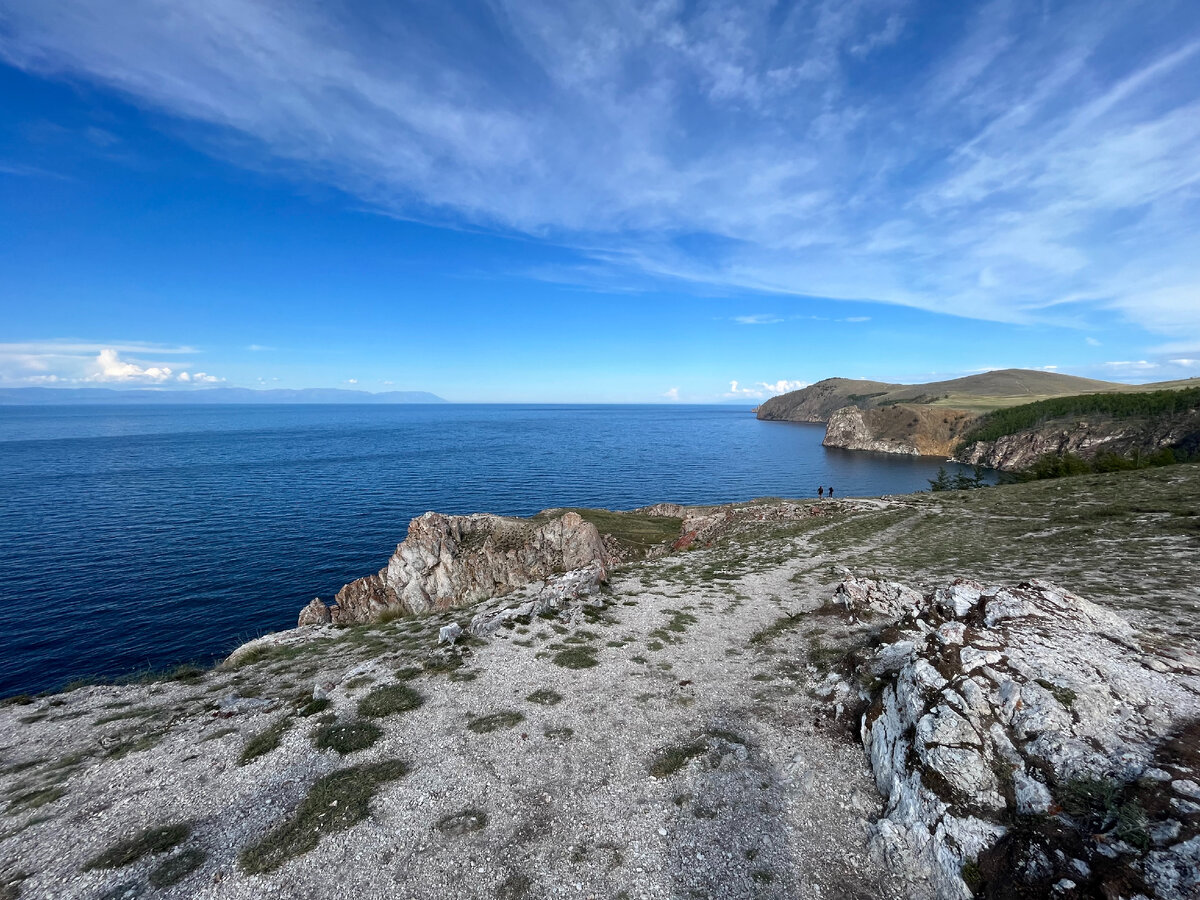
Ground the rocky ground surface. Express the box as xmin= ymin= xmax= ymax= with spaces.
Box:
xmin=1 ymin=465 xmax=1198 ymax=900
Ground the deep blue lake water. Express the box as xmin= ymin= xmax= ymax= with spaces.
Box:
xmin=0 ymin=404 xmax=971 ymax=696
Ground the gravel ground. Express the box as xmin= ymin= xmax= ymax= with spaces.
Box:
xmin=9 ymin=465 xmax=1194 ymax=899
xmin=0 ymin=507 xmax=915 ymax=900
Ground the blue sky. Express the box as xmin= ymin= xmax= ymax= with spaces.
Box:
xmin=1 ymin=0 xmax=1199 ymax=402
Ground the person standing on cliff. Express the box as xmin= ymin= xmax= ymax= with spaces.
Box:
xmin=818 ymin=486 xmax=824 ymax=498
xmin=829 ymin=487 xmax=835 ymax=498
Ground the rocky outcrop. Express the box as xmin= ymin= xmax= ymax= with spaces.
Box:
xmin=957 ymin=410 xmax=1200 ymax=471
xmin=822 ymin=405 xmax=978 ymax=457
xmin=465 ymin=562 xmax=607 ymax=636
xmin=297 ymin=597 xmax=332 ymax=626
xmin=831 ymin=576 xmax=1200 ymax=899
xmin=313 ymin=510 xmax=611 ymax=625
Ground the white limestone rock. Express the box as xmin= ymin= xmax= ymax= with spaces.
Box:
xmin=842 ymin=575 xmax=1200 ymax=900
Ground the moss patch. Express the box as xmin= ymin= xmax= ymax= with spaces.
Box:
xmin=525 ymin=689 xmax=563 ymax=706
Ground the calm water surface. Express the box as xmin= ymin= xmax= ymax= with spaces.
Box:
xmin=0 ymin=404 xmax=972 ymax=695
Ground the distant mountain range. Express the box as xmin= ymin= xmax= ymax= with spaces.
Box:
xmin=0 ymin=387 xmax=447 ymax=405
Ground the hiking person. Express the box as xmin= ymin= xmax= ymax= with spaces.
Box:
xmin=818 ymin=486 xmax=824 ymax=498
xmin=828 ymin=486 xmax=835 ymax=498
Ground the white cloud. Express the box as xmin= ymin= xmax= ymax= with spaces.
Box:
xmin=89 ymin=348 xmax=175 ymax=382
xmin=1103 ymin=360 xmax=1158 ymax=370
xmin=0 ymin=343 xmax=223 ymax=386
xmin=1085 ymin=337 xmax=1101 ymax=346
xmin=663 ymin=386 xmax=680 ymax=401
xmin=1 ymin=2 xmax=1198 ymax=341
xmin=843 ymin=316 xmax=871 ymax=323
xmin=725 ymin=380 xmax=760 ymax=398
xmin=1168 ymin=358 xmax=1198 ymax=367
xmin=734 ymin=314 xmax=784 ymax=325
xmin=758 ymin=379 xmax=809 ymax=394
xmin=724 ymin=378 xmax=807 ymax=399
xmin=345 ymin=378 xmax=358 ymax=384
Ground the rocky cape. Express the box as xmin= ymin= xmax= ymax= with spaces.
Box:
xmin=759 ymin=370 xmax=1200 ymax=470
xmin=2 ymin=467 xmax=1199 ymax=899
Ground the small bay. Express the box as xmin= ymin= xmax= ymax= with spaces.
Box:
xmin=0 ymin=403 xmax=972 ymax=695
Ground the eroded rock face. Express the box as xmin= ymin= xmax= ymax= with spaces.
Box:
xmin=957 ymin=409 xmax=1200 ymax=471
xmin=318 ymin=511 xmax=610 ymax=625
xmin=822 ymin=405 xmax=979 ymax=458
xmin=836 ymin=577 xmax=1200 ymax=899
xmin=823 ymin=406 xmax=920 ymax=456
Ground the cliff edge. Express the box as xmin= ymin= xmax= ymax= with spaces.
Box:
xmin=3 ymin=467 xmax=1199 ymax=900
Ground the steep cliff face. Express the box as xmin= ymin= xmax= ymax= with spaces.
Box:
xmin=822 ymin=405 xmax=978 ymax=457
xmin=957 ymin=410 xmax=1200 ymax=471
xmin=318 ymin=510 xmax=611 ymax=625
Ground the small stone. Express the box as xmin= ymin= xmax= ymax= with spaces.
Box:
xmin=1171 ymin=779 xmax=1200 ymax=800
xmin=439 ymin=623 xmax=463 ymax=645
xmin=1014 ymin=771 xmax=1053 ymax=815
xmin=1149 ymin=820 xmax=1182 ymax=847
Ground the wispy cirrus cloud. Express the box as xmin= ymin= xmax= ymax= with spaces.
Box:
xmin=3 ymin=1 xmax=1199 ymax=341
xmin=734 ymin=314 xmax=784 ymax=325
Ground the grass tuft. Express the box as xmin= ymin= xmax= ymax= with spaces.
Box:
xmin=311 ymin=719 xmax=382 ymax=755
xmin=298 ymin=698 xmax=330 ymax=717
xmin=239 ymin=717 xmax=292 ymax=766
xmin=551 ymin=647 xmax=599 ymax=669
xmin=238 ymin=760 xmax=408 ymax=874
xmin=83 ymin=823 xmax=191 ymax=871
xmin=357 ymin=683 xmax=424 ymax=719
xmin=649 ymin=742 xmax=707 ymax=778
xmin=525 ymin=689 xmax=563 ymax=706
xmin=467 ymin=711 xmax=525 ymax=733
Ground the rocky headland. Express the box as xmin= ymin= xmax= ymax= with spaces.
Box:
xmin=2 ymin=465 xmax=1199 ymax=899
xmin=759 ymin=370 xmax=1200 ymax=471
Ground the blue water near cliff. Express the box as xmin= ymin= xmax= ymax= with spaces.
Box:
xmin=0 ymin=404 xmax=974 ymax=696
